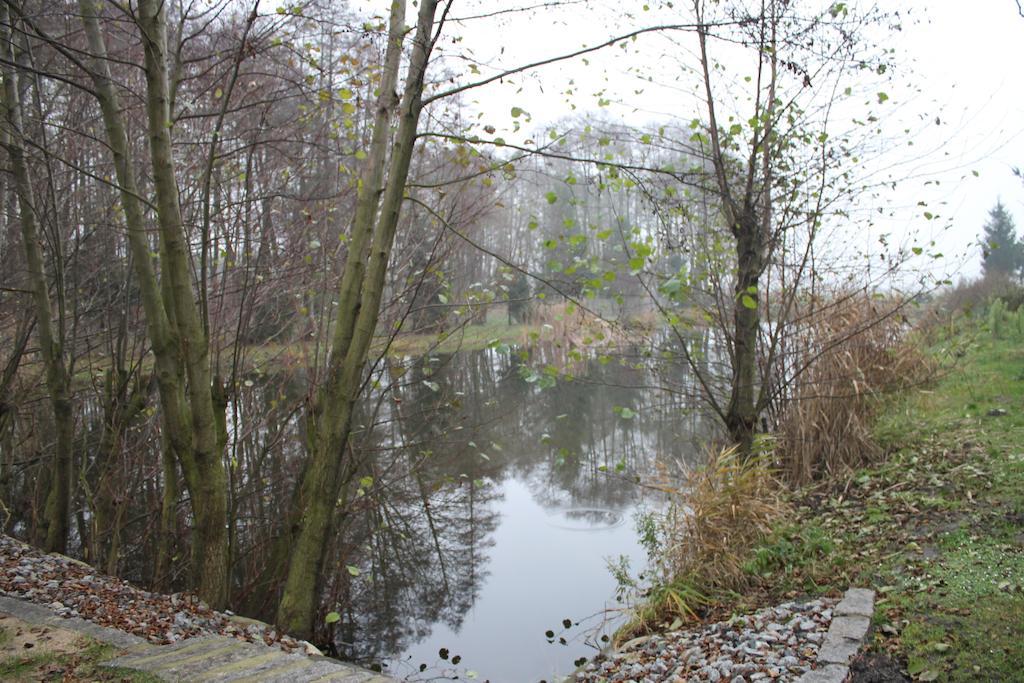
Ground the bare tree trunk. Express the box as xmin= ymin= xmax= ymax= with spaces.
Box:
xmin=724 ymin=214 xmax=764 ymax=453
xmin=0 ymin=6 xmax=73 ymax=553
xmin=136 ymin=0 xmax=229 ymax=609
xmin=695 ymin=0 xmax=778 ymax=455
xmin=78 ymin=0 xmax=228 ymax=607
xmin=154 ymin=430 xmax=178 ymax=592
xmin=275 ymin=0 xmax=439 ymax=640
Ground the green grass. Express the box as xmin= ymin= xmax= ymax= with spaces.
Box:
xmin=636 ymin=322 xmax=1024 ymax=680
xmin=743 ymin=524 xmax=836 ymax=582
xmin=386 ymin=320 xmax=535 ymax=356
xmin=747 ymin=326 xmax=1024 ymax=681
xmin=0 ymin=634 xmax=162 ymax=682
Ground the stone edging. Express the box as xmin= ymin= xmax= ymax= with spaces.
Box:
xmin=797 ymin=588 xmax=875 ymax=683
xmin=0 ymin=593 xmax=144 ymax=649
xmin=1 ymin=592 xmax=395 ymax=681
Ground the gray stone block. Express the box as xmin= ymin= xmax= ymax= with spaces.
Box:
xmin=158 ymin=643 xmax=261 ymax=678
xmin=290 ymin=660 xmax=381 ymax=682
xmin=834 ymin=588 xmax=875 ymax=618
xmin=107 ymin=635 xmax=228 ymax=668
xmin=797 ymin=664 xmax=849 ymax=683
xmin=217 ymin=655 xmax=312 ymax=682
xmin=828 ymin=615 xmax=870 ymax=640
xmin=197 ymin=648 xmax=288 ymax=680
xmin=818 ymin=634 xmax=863 ymax=664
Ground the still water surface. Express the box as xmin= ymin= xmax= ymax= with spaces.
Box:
xmin=306 ymin=345 xmax=715 ymax=682
xmin=21 ymin=332 xmax=716 ymax=681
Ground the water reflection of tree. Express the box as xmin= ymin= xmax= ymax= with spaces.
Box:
xmin=503 ymin=346 xmax=710 ymax=511
xmin=320 ymin=354 xmax=504 ymax=665
xmin=309 ymin=344 xmax=716 ymax=669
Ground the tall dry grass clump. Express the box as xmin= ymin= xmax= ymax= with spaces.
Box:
xmin=661 ymin=446 xmax=787 ymax=593
xmin=774 ymin=294 xmax=934 ymax=484
xmin=618 ymin=446 xmax=787 ymax=636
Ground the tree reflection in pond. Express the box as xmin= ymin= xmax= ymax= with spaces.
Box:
xmin=311 ymin=345 xmax=712 ymax=680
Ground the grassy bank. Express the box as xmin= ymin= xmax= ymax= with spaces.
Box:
xmin=0 ymin=615 xmax=158 ymax=682
xmin=633 ymin=325 xmax=1024 ymax=681
xmin=760 ymin=328 xmax=1024 ymax=680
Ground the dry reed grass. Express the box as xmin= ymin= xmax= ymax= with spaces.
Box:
xmin=621 ymin=446 xmax=788 ymax=635
xmin=662 ymin=446 xmax=788 ymax=592
xmin=524 ymin=301 xmax=630 ymax=349
xmin=623 ymin=295 xmax=935 ymax=635
xmin=774 ymin=295 xmax=935 ymax=484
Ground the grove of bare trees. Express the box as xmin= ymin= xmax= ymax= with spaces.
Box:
xmin=0 ymin=0 xmax=932 ymax=655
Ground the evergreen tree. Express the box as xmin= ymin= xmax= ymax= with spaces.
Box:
xmin=981 ymin=200 xmax=1024 ymax=278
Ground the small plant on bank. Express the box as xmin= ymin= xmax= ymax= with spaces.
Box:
xmin=989 ymin=297 xmax=1006 ymax=339
xmin=985 ymin=295 xmax=1024 ymax=341
xmin=614 ymin=447 xmax=787 ymax=641
xmin=743 ymin=524 xmax=835 ymax=580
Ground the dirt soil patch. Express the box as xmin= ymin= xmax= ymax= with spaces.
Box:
xmin=0 ymin=612 xmax=83 ymax=657
xmin=848 ymin=652 xmax=910 ymax=682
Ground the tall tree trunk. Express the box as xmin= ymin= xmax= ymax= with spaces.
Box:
xmin=276 ymin=0 xmax=439 ymax=640
xmin=695 ymin=0 xmax=777 ymax=455
xmin=725 ymin=213 xmax=763 ymax=453
xmin=78 ymin=0 xmax=228 ymax=607
xmin=0 ymin=7 xmax=73 ymax=553
xmin=137 ymin=0 xmax=229 ymax=609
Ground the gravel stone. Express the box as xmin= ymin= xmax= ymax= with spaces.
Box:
xmin=0 ymin=534 xmax=306 ymax=654
xmin=575 ymin=596 xmax=839 ymax=683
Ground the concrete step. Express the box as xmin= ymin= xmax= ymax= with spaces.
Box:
xmin=103 ymin=634 xmax=392 ymax=682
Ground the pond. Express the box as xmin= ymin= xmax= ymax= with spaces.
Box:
xmin=293 ymin=344 xmax=717 ymax=681
xmin=32 ymin=339 xmax=716 ymax=682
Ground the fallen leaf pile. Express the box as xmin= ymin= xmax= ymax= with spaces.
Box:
xmin=0 ymin=534 xmax=308 ymax=652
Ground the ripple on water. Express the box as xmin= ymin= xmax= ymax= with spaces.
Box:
xmin=546 ymin=507 xmax=624 ymax=531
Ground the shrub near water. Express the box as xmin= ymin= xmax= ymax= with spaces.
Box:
xmin=622 ymin=294 xmax=933 ymax=635
xmin=774 ymin=295 xmax=934 ymax=484
xmin=619 ymin=447 xmax=787 ymax=638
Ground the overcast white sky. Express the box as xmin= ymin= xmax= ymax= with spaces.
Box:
xmin=354 ymin=0 xmax=1024 ymax=281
